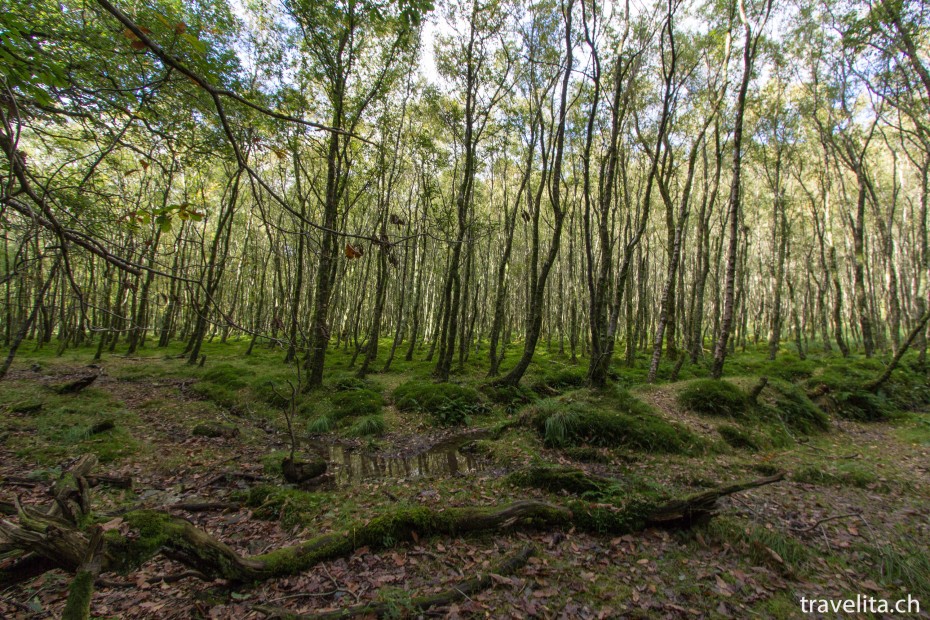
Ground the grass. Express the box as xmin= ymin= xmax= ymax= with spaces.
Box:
xmin=717 ymin=424 xmax=760 ymax=451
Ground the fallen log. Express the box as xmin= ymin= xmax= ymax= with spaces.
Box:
xmin=55 ymin=374 xmax=99 ymax=394
xmin=61 ymin=526 xmax=104 ymax=620
xmin=0 ymin=454 xmax=785 ymax=588
xmin=255 ymin=544 xmax=536 ymax=620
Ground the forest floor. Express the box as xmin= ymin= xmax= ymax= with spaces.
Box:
xmin=0 ymin=340 xmax=929 ymax=619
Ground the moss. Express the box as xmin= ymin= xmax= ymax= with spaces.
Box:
xmin=331 ymin=389 xmax=384 ymax=419
xmin=677 ymin=380 xmax=748 ymax=418
xmin=566 ymin=497 xmax=659 ymax=535
xmin=509 ymin=465 xmax=616 ymax=498
xmin=243 ymin=485 xmax=327 ymax=528
xmin=532 ymin=391 xmax=702 ymax=454
xmin=764 ymin=381 xmax=829 ymax=433
xmin=201 ymin=364 xmax=248 ymax=390
xmin=806 ymin=369 xmax=891 ymax=421
xmin=107 ymin=510 xmax=177 ymax=571
xmin=61 ymin=570 xmax=95 ymax=620
xmin=792 ymin=463 xmax=878 ymax=489
xmin=530 ymin=368 xmax=587 ymax=394
xmin=190 ymin=382 xmax=238 ymax=409
xmin=481 ymin=383 xmax=537 ymax=412
xmin=718 ymin=424 xmax=760 ymax=451
xmin=393 ymin=381 xmax=487 ymax=426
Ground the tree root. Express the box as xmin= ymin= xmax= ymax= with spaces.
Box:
xmin=255 ymin=544 xmax=536 ymax=619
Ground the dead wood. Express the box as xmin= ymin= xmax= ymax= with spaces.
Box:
xmin=55 ymin=374 xmax=99 ymax=394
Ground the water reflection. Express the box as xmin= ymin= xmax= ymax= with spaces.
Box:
xmin=306 ymin=434 xmax=488 ymax=486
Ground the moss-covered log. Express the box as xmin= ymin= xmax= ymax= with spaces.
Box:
xmin=255 ymin=544 xmax=536 ymax=619
xmin=61 ymin=526 xmax=104 ymax=620
xmin=1 ymin=457 xmax=784 ymax=586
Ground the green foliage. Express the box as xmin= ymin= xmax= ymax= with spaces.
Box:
xmin=306 ymin=415 xmax=333 ymax=434
xmin=242 ymin=485 xmax=326 ymax=528
xmin=762 ymin=380 xmax=830 ymax=434
xmin=677 ymin=380 xmax=748 ymax=418
xmin=482 ymin=383 xmax=537 ymax=412
xmin=530 ymin=368 xmax=587 ymax=394
xmin=201 ymin=364 xmax=249 ymax=390
xmin=330 ymin=388 xmax=384 ymax=419
xmin=393 ymin=380 xmax=486 ymax=425
xmin=792 ymin=463 xmax=878 ymax=488
xmin=808 ymin=370 xmax=890 ymax=421
xmin=532 ymin=390 xmax=702 ymax=454
xmin=718 ymin=424 xmax=760 ymax=451
xmin=859 ymin=544 xmax=930 ymax=601
xmin=189 ymin=382 xmax=238 ymax=409
xmin=349 ymin=415 xmax=387 ymax=437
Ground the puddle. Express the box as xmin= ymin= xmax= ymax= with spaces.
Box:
xmin=307 ymin=431 xmax=490 ymax=485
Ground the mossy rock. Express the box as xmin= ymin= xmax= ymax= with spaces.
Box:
xmin=393 ymin=381 xmax=487 ymax=426
xmin=192 ymin=422 xmax=239 ymax=439
xmin=677 ymin=379 xmax=748 ymax=418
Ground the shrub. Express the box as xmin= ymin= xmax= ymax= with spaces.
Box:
xmin=393 ymin=381 xmax=486 ymax=426
xmin=677 ymin=379 xmax=748 ymax=418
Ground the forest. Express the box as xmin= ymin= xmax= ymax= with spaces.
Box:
xmin=1 ymin=0 xmax=929 ymax=617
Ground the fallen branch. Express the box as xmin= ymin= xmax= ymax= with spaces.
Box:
xmin=255 ymin=544 xmax=536 ymax=619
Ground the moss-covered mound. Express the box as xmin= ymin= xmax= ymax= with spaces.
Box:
xmin=393 ymin=380 xmax=487 ymax=425
xmin=532 ymin=390 xmax=702 ymax=454
xmin=677 ymin=379 xmax=748 ymax=419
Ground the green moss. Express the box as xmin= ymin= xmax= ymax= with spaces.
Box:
xmin=532 ymin=391 xmax=702 ymax=454
xmin=562 ymin=446 xmax=611 ymax=463
xmin=243 ymin=485 xmax=327 ymax=528
xmin=509 ymin=465 xmax=617 ymax=498
xmin=718 ymin=424 xmax=760 ymax=451
xmin=61 ymin=570 xmax=95 ymax=620
xmin=192 ymin=422 xmax=239 ymax=438
xmin=202 ymin=364 xmax=248 ymax=390
xmin=190 ymin=382 xmax=238 ymax=409
xmin=566 ymin=497 xmax=659 ymax=535
xmin=393 ymin=380 xmax=487 ymax=426
xmin=677 ymin=380 xmax=748 ymax=418
xmin=530 ymin=368 xmax=587 ymax=394
xmin=765 ymin=381 xmax=829 ymax=433
xmin=331 ymin=389 xmax=384 ymax=419
xmin=482 ymin=383 xmax=537 ymax=412
xmin=792 ymin=463 xmax=878 ymax=488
